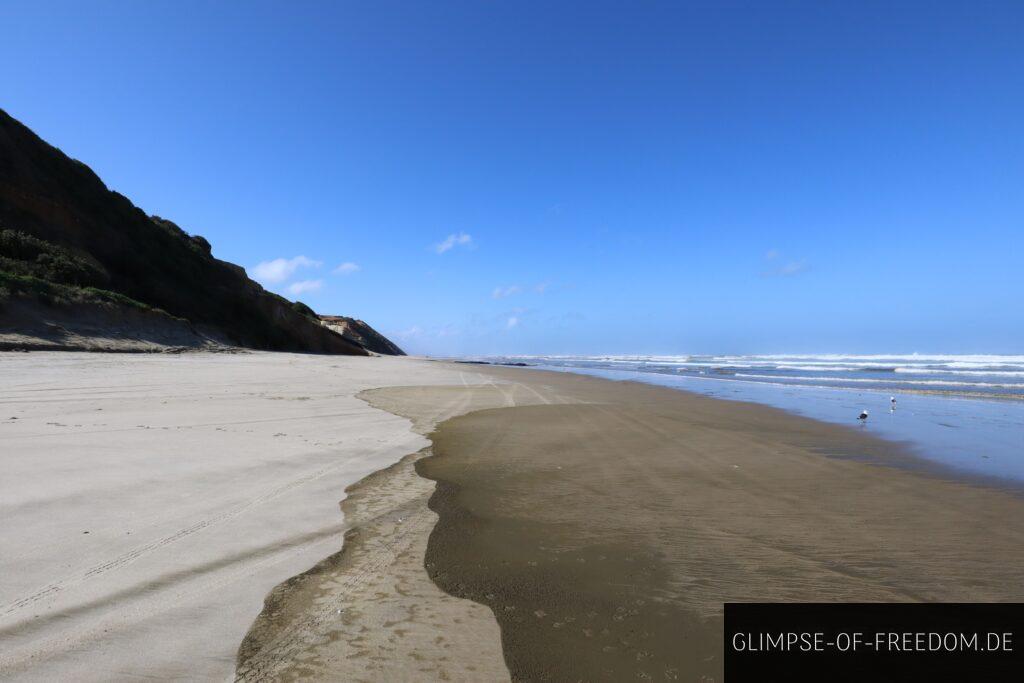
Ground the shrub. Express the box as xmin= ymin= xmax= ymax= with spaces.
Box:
xmin=0 ymin=270 xmax=153 ymax=311
xmin=291 ymin=301 xmax=318 ymax=319
xmin=0 ymin=229 xmax=107 ymax=287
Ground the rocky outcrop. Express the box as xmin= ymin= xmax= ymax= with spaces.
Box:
xmin=0 ymin=108 xmax=366 ymax=354
xmin=319 ymin=316 xmax=405 ymax=356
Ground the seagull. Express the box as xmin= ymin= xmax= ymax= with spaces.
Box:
xmin=890 ymin=396 xmax=897 ymax=407
xmin=858 ymin=410 xmax=869 ymax=421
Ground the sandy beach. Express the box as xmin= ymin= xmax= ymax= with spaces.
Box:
xmin=4 ymin=354 xmax=1024 ymax=681
xmin=0 ymin=352 xmax=488 ymax=680
xmin=240 ymin=363 xmax=1024 ymax=682
xmin=3 ymin=4 xmax=1021 ymax=680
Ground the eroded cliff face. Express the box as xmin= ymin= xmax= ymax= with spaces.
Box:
xmin=319 ymin=316 xmax=405 ymax=356
xmin=0 ymin=108 xmax=368 ymax=354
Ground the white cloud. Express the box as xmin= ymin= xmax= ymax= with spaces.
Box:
xmin=287 ymin=279 xmax=323 ymax=296
xmin=333 ymin=261 xmax=361 ymax=275
xmin=534 ymin=282 xmax=550 ymax=294
xmin=765 ymin=248 xmax=780 ymax=260
xmin=492 ymin=285 xmax=521 ymax=299
xmin=250 ymin=256 xmax=321 ymax=283
xmin=434 ymin=232 xmax=473 ymax=254
xmin=506 ymin=316 xmax=519 ymax=329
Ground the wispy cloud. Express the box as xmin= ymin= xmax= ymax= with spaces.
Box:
xmin=435 ymin=324 xmax=461 ymax=338
xmin=492 ymin=285 xmax=521 ymax=299
xmin=395 ymin=325 xmax=424 ymax=340
xmin=506 ymin=316 xmax=519 ymax=329
xmin=434 ymin=232 xmax=473 ymax=254
xmin=761 ymin=249 xmax=809 ymax=277
xmin=777 ymin=260 xmax=809 ymax=276
xmin=493 ymin=282 xmax=553 ymax=298
xmin=287 ymin=279 xmax=323 ymax=296
xmin=392 ymin=324 xmax=461 ymax=341
xmin=250 ymin=256 xmax=321 ymax=283
xmin=333 ymin=261 xmax=360 ymax=275
xmin=762 ymin=259 xmax=809 ymax=277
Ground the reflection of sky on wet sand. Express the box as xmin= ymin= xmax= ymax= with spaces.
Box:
xmin=531 ymin=365 xmax=1024 ymax=486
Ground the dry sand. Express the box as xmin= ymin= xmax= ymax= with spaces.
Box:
xmin=5 ymin=355 xmax=1024 ymax=682
xmin=0 ymin=352 xmax=499 ymax=681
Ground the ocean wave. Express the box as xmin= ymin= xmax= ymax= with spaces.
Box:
xmin=677 ymin=365 xmax=1024 ymax=377
xmin=732 ymin=373 xmax=1024 ymax=388
xmin=739 ymin=354 xmax=1024 ymax=364
xmin=894 ymin=368 xmax=1024 ymax=377
xmin=684 ymin=354 xmax=1020 ymax=365
xmin=517 ymin=354 xmax=1024 ymax=375
xmin=777 ymin=365 xmax=898 ymax=372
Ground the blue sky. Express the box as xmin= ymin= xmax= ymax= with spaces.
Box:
xmin=2 ymin=1 xmax=1022 ymax=355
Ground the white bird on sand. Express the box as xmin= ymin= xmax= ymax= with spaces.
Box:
xmin=858 ymin=410 xmax=869 ymax=421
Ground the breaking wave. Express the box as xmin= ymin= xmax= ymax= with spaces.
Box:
xmin=499 ymin=354 xmax=1024 ymax=399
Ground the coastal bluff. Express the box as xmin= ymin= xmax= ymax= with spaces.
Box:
xmin=0 ymin=109 xmax=398 ymax=355
xmin=319 ymin=315 xmax=405 ymax=356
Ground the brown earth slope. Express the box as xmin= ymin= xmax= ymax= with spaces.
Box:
xmin=319 ymin=315 xmax=405 ymax=355
xmin=0 ymin=108 xmax=387 ymax=354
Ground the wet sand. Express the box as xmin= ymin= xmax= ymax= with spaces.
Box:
xmin=239 ymin=365 xmax=1024 ymax=682
xmin=415 ymin=368 xmax=1024 ymax=681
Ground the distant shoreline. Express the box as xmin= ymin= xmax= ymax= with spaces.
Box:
xmin=464 ymin=354 xmax=1024 ymax=401
xmin=457 ymin=358 xmax=1024 ymax=402
xmin=488 ymin=361 xmax=1024 ymax=486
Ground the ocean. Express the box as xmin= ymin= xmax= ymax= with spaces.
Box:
xmin=482 ymin=354 xmax=1024 ymax=485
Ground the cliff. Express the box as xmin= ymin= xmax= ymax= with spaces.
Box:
xmin=319 ymin=315 xmax=405 ymax=356
xmin=0 ymin=109 xmax=391 ymax=355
